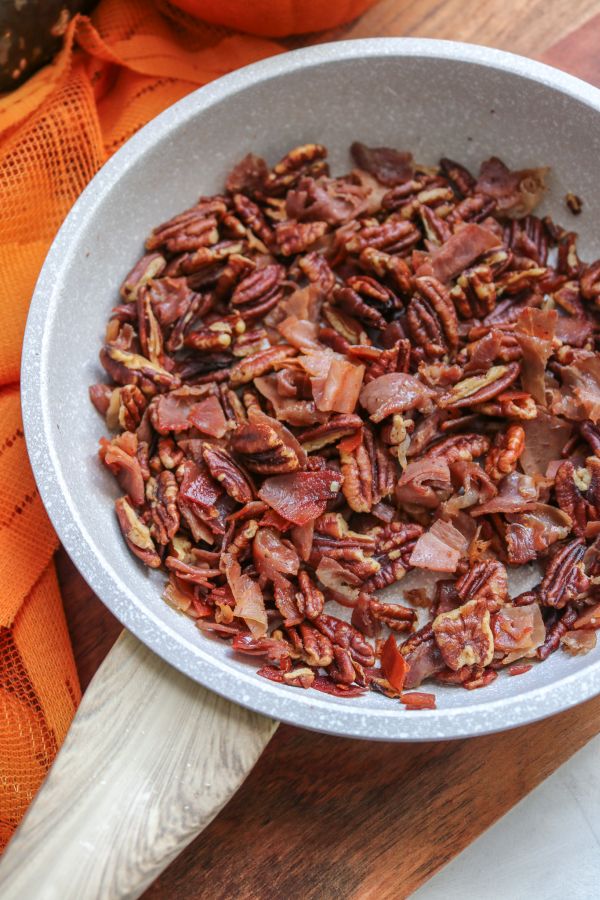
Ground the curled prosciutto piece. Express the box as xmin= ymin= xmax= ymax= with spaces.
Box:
xmin=258 ymin=469 xmax=342 ymax=526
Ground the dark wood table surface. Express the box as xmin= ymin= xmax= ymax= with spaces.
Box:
xmin=57 ymin=2 xmax=600 ymax=896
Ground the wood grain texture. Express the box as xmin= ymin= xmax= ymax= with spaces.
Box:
xmin=145 ymin=695 xmax=600 ymax=900
xmin=49 ymin=3 xmax=600 ymax=898
xmin=310 ymin=0 xmax=600 ymax=55
xmin=539 ymin=12 xmax=600 ymax=85
xmin=0 ymin=631 xmax=277 ymax=900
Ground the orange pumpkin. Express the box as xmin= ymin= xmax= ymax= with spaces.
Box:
xmin=169 ymin=0 xmax=380 ymax=38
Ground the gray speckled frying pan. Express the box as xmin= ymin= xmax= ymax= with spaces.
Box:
xmin=2 ymin=38 xmax=600 ymax=900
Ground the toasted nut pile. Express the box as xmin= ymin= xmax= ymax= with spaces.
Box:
xmin=91 ymin=142 xmax=600 ymax=708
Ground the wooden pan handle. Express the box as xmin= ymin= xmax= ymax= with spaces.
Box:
xmin=0 ymin=630 xmax=278 ymax=899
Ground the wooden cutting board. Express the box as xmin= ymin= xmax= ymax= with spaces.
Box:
xmin=56 ymin=3 xmax=600 ymax=897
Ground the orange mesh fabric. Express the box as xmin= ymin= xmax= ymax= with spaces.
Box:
xmin=0 ymin=0 xmax=281 ymax=850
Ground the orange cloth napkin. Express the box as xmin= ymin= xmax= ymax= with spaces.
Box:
xmin=0 ymin=0 xmax=280 ymax=850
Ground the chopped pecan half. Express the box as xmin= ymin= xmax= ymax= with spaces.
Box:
xmin=120 ymin=252 xmax=166 ymax=301
xmin=295 ymin=570 xmax=325 ymax=620
xmin=368 ymin=598 xmax=417 ymax=633
xmin=432 ymin=599 xmax=494 ymax=670
xmin=314 ymin=613 xmax=376 ymax=667
xmin=202 ymin=444 xmax=255 ymax=503
xmin=450 ymin=264 xmax=496 ymax=319
xmin=229 ymin=344 xmax=297 ymax=386
xmin=292 ymin=622 xmax=334 ymax=667
xmin=538 ymin=605 xmax=578 ymax=660
xmin=275 ymin=220 xmax=328 ymax=256
xmin=231 ymin=264 xmax=285 ymax=319
xmin=115 ymin=497 xmax=161 ymax=568
xmin=438 ymin=362 xmax=520 ymax=408
xmin=231 ymin=420 xmax=301 ymax=474
xmin=334 ymin=283 xmax=387 ymax=331
xmin=555 ymin=460 xmax=590 ymax=536
xmin=425 ymin=433 xmax=490 ymax=464
xmin=485 ymin=425 xmax=525 ymax=481
xmin=298 ymin=414 xmax=362 ymax=451
xmin=362 ymin=522 xmax=423 ymax=592
xmin=455 ymin=560 xmax=508 ymax=613
xmin=264 ymin=143 xmax=328 ymax=195
xmin=147 ymin=470 xmax=180 ymax=545
xmin=345 ymin=218 xmax=421 ymax=255
xmin=340 ymin=426 xmax=396 ymax=512
xmin=407 ymin=276 xmax=459 ymax=358
xmin=109 ymin=384 xmax=147 ymax=431
xmin=538 ymin=539 xmax=590 ymax=608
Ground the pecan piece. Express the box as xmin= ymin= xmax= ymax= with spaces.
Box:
xmin=147 ymin=470 xmax=180 ymax=545
xmin=406 ymin=276 xmax=459 ymax=358
xmin=296 ymin=570 xmax=325 ymax=620
xmin=137 ymin=285 xmax=164 ymax=365
xmin=334 ymin=284 xmax=387 ymax=330
xmin=340 ymin=426 xmax=397 ymax=512
xmin=345 ymin=218 xmax=420 ymax=255
xmin=473 ymin=390 xmax=536 ymax=420
xmin=314 ymin=613 xmax=376 ymax=667
xmin=113 ymin=384 xmax=147 ymax=431
xmin=554 ymin=460 xmax=588 ymax=536
xmin=538 ymin=605 xmax=578 ymax=660
xmin=425 ymin=433 xmax=490 ymax=464
xmin=230 ymin=344 xmax=297 ymax=386
xmin=359 ymin=247 xmax=412 ymax=294
xmin=455 ymin=560 xmax=508 ymax=613
xmin=274 ymin=220 xmax=328 ymax=256
xmin=231 ymin=263 xmax=285 ymax=319
xmin=579 ymin=421 xmax=600 ymax=456
xmin=538 ymin=539 xmax=589 ymax=608
xmin=432 ymin=599 xmax=494 ymax=670
xmin=232 ymin=328 xmax=271 ymax=359
xmin=420 ymin=204 xmax=452 ymax=245
xmin=202 ymin=444 xmax=255 ymax=504
xmin=450 ymin=264 xmax=496 ymax=319
xmin=297 ymin=622 xmax=333 ymax=667
xmin=369 ymin=598 xmax=417 ymax=633
xmin=115 ymin=497 xmax=161 ymax=568
xmin=446 ymin=194 xmax=498 ymax=226
xmin=232 ymin=192 xmax=273 ymax=245
xmin=439 ymin=157 xmax=476 ymax=196
xmin=298 ymin=414 xmax=362 ymax=452
xmin=158 ymin=437 xmax=184 ymax=470
xmin=438 ymin=362 xmax=520 ymax=408
xmin=120 ymin=252 xmax=166 ymax=302
xmin=349 ymin=340 xmax=411 ymax=382
xmin=346 ymin=274 xmax=397 ymax=311
xmin=231 ymin=420 xmax=301 ymax=474
xmin=363 ymin=522 xmax=423 ymax=592
xmin=258 ymin=665 xmax=316 ymax=689
xmin=321 ymin=304 xmax=369 ymax=344
xmin=264 ymin=143 xmax=328 ymax=195
xmin=485 ymin=425 xmax=525 ymax=481
xmin=328 ymin=645 xmax=357 ymax=684
xmin=100 ymin=347 xmax=180 ymax=394
xmin=146 ymin=200 xmax=226 ymax=253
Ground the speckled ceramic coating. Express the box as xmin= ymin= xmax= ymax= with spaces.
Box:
xmin=21 ymin=39 xmax=600 ymax=740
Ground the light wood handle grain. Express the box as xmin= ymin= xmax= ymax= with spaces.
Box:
xmin=0 ymin=630 xmax=278 ymax=900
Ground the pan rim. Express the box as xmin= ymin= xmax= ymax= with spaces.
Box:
xmin=22 ymin=36 xmax=600 ymax=740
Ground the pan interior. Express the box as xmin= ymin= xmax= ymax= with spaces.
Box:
xmin=25 ymin=41 xmax=600 ymax=739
